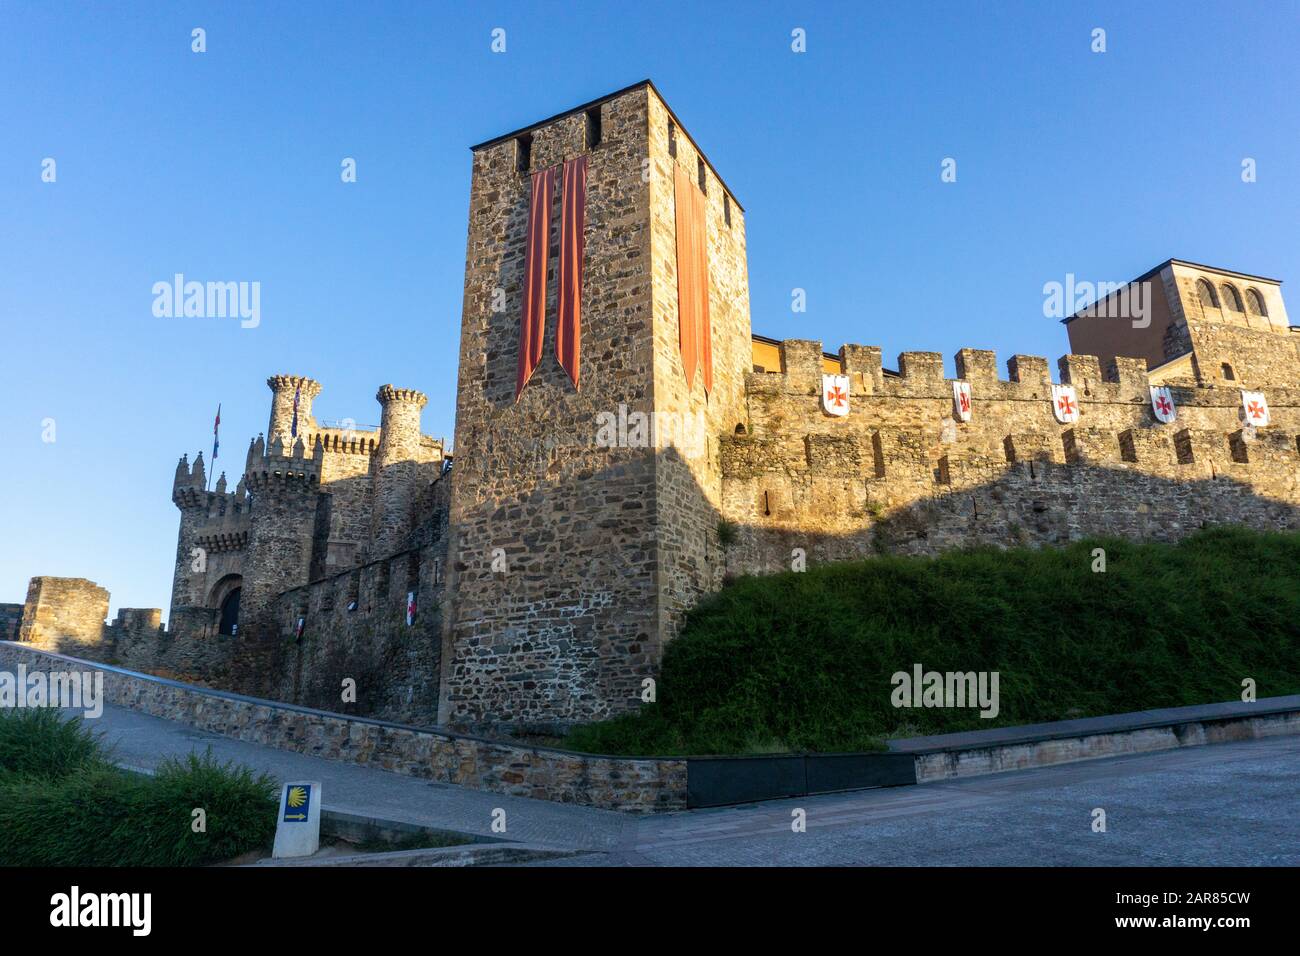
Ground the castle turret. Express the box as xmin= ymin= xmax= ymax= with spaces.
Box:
xmin=266 ymin=375 xmax=321 ymax=449
xmin=239 ymin=434 xmax=324 ymax=628
xmin=369 ymin=384 xmax=429 ymax=557
xmin=169 ymin=453 xmax=209 ymax=619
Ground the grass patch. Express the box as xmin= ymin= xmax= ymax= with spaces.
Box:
xmin=0 ymin=710 xmax=277 ymax=866
xmin=564 ymin=527 xmax=1300 ymax=756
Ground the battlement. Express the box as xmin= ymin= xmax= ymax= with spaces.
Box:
xmin=730 ymin=336 xmax=1300 ymax=536
xmin=376 ymin=384 xmax=428 ymax=407
xmin=243 ymin=434 xmax=323 ymax=490
xmin=749 ymin=337 xmax=1300 ymax=410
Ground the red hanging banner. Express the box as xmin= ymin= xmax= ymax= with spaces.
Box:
xmin=556 ymin=155 xmax=587 ymax=389
xmin=692 ymin=180 xmax=712 ymax=395
xmin=674 ymin=164 xmax=710 ymax=391
xmin=515 ymin=165 xmax=556 ymax=400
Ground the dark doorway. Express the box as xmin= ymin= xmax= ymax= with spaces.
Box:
xmin=218 ymin=587 xmax=241 ymax=636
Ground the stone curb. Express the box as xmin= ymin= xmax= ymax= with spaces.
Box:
xmin=246 ymin=844 xmax=590 ymax=867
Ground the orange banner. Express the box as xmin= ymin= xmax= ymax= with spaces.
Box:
xmin=556 ymin=155 xmax=588 ymax=389
xmin=674 ymin=164 xmax=711 ymax=393
xmin=515 ymin=165 xmax=556 ymax=400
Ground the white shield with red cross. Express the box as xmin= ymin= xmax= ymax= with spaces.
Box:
xmin=1241 ymin=390 xmax=1270 ymax=427
xmin=1051 ymin=383 xmax=1080 ymax=424
xmin=1149 ymin=385 xmax=1176 ymax=424
xmin=952 ymin=380 xmax=972 ymax=422
xmin=406 ymin=591 xmax=417 ymax=626
xmin=822 ymin=374 xmax=850 ymax=417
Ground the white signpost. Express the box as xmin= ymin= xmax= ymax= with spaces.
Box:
xmin=272 ymin=781 xmax=322 ymax=859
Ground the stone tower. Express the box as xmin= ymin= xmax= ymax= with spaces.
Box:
xmin=439 ymin=80 xmax=753 ymax=732
xmin=370 ymin=385 xmax=430 ymax=557
xmin=267 ymin=374 xmax=321 ymax=448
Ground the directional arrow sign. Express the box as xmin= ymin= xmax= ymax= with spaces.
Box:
xmin=273 ymin=781 xmax=321 ymax=859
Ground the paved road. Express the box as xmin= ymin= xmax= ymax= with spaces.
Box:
xmin=76 ymin=704 xmax=1299 ymax=866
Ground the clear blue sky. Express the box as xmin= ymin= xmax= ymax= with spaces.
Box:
xmin=2 ymin=1 xmax=1298 ymax=618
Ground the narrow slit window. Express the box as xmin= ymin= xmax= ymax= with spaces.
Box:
xmin=723 ymin=193 xmax=732 ymax=227
xmin=516 ymin=133 xmax=532 ymax=173
xmin=585 ymin=106 xmax=602 ymax=149
xmin=697 ymin=157 xmax=707 ymax=192
xmin=668 ymin=121 xmax=677 ymax=158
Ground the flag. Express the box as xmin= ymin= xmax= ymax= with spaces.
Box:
xmin=821 ymin=374 xmax=850 ymax=417
xmin=952 ymin=381 xmax=972 ymax=422
xmin=294 ymin=617 xmax=305 ymax=640
xmin=1241 ymin=390 xmax=1270 ymax=427
xmin=291 ymin=384 xmax=301 ymax=438
xmin=1051 ymin=384 xmax=1080 ymax=424
xmin=212 ymin=403 xmax=221 ymax=461
xmin=406 ymin=591 xmax=417 ymax=626
xmin=1149 ymin=386 xmax=1176 ymax=424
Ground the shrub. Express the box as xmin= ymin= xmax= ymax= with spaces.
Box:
xmin=0 ymin=707 xmax=108 ymax=780
xmin=565 ymin=527 xmax=1300 ymax=756
xmin=0 ymin=710 xmax=277 ymax=866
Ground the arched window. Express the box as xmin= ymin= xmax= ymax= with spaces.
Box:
xmin=1221 ymin=284 xmax=1244 ymax=313
xmin=1221 ymin=363 xmax=1235 ymax=381
xmin=1196 ymin=278 xmax=1219 ymax=310
xmin=1245 ymin=288 xmax=1268 ymax=317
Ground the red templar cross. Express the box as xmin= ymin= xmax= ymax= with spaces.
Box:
xmin=1057 ymin=395 xmax=1076 ymax=416
xmin=826 ymin=385 xmax=848 ymax=409
xmin=1156 ymin=395 xmax=1172 ymax=416
xmin=1247 ymin=400 xmax=1266 ymax=421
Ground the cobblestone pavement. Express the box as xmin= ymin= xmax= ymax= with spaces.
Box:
xmin=77 ymin=704 xmax=1299 ymax=866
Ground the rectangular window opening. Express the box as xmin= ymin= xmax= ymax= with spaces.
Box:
xmin=516 ymin=133 xmax=532 ymax=173
xmin=585 ymin=107 xmax=602 ymax=149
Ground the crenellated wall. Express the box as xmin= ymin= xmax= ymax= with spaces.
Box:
xmin=720 ymin=339 xmax=1300 ymax=574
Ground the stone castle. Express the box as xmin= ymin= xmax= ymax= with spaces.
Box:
xmin=12 ymin=80 xmax=1300 ymax=736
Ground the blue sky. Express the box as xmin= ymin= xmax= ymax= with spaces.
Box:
xmin=2 ymin=0 xmax=1298 ymax=617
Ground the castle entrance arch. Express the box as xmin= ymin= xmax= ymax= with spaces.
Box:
xmin=209 ymin=574 xmax=243 ymax=636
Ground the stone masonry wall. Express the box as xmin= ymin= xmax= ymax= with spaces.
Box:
xmin=0 ymin=641 xmax=686 ymax=812
xmin=721 ymin=339 xmax=1300 ymax=573
xmin=645 ymin=87 xmax=754 ymax=642
xmin=267 ymin=530 xmax=447 ymax=726
xmin=0 ymin=604 xmax=22 ymax=642
xmin=18 ymin=577 xmax=109 ymax=656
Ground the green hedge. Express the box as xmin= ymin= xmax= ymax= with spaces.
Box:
xmin=0 ymin=710 xmax=277 ymax=866
xmin=564 ymin=527 xmax=1300 ymax=756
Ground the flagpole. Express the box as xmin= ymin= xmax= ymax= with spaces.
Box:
xmin=207 ymin=403 xmax=221 ymax=493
